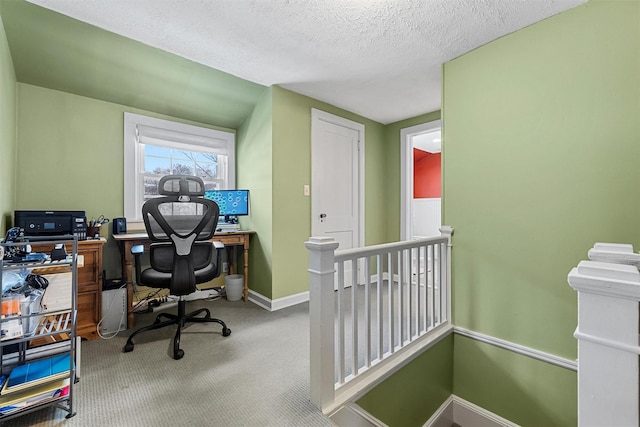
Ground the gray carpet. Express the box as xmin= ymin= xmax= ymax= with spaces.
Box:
xmin=3 ymin=299 xmax=332 ymax=427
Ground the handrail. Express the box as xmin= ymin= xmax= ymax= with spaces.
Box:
xmin=334 ymin=235 xmax=448 ymax=261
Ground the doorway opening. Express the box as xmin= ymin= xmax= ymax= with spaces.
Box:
xmin=400 ymin=120 xmax=442 ymax=240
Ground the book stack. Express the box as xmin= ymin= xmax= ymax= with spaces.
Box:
xmin=216 ymin=223 xmax=240 ymax=233
xmin=0 ymin=354 xmax=72 ymax=415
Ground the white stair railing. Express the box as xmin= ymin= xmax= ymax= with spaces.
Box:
xmin=306 ymin=226 xmax=453 ymax=413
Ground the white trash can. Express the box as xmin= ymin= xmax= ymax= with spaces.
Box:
xmin=224 ymin=274 xmax=244 ymax=301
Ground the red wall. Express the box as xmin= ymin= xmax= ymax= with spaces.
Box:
xmin=414 ymin=149 xmax=441 ymax=198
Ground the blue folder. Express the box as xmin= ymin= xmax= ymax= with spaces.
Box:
xmin=5 ymin=354 xmax=71 ymax=391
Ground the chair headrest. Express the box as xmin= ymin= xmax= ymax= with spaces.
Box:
xmin=158 ymin=175 xmax=205 ymax=198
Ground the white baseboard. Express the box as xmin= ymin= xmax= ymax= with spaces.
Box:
xmin=423 ymin=395 xmax=454 ymax=427
xmin=425 ymin=395 xmax=520 ymax=427
xmin=340 ymin=394 xmax=519 ymax=427
xmin=248 ymin=289 xmax=309 ymax=311
xmin=330 ymin=403 xmax=387 ymax=427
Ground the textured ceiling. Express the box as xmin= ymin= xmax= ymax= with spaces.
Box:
xmin=26 ymin=0 xmax=586 ymax=124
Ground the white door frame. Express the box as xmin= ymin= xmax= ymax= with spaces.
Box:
xmin=400 ymin=119 xmax=442 ymax=240
xmin=311 ymin=108 xmax=365 ymax=248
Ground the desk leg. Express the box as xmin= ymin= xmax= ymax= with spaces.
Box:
xmin=243 ymin=235 xmax=249 ymax=301
xmin=121 ymin=242 xmax=135 ymax=329
xmin=225 ymin=246 xmax=234 ymax=276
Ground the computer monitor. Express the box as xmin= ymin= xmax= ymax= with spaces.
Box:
xmin=204 ymin=189 xmax=250 ymax=223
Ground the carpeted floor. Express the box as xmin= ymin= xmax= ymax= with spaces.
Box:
xmin=3 ymin=298 xmax=332 ymax=427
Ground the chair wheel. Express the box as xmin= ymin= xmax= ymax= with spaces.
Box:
xmin=222 ymin=328 xmax=231 ymax=337
xmin=174 ymin=349 xmax=184 ymax=360
xmin=123 ymin=342 xmax=134 ymax=353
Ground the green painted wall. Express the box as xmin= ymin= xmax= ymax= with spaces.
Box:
xmin=0 ymin=0 xmax=265 ymax=129
xmin=445 ymin=0 xmax=639 ymax=358
xmin=7 ymin=82 xmax=417 ymax=303
xmin=15 ymin=83 xmax=238 ymax=276
xmin=237 ymin=85 xmax=392 ymax=300
xmin=270 ymin=86 xmax=387 ymax=299
xmin=443 ymin=0 xmax=639 ymax=424
xmin=0 ymin=9 xmax=16 ymax=233
xmin=237 ymin=88 xmax=274 ymax=298
xmin=454 ymin=335 xmax=576 ymax=426
xmin=384 ymin=111 xmax=441 ymax=243
xmin=357 ymin=334 xmax=453 ymax=427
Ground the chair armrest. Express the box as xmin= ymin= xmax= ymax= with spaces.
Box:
xmin=131 ymin=244 xmax=145 ymax=255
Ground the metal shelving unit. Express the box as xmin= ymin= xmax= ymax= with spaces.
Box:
xmin=0 ymin=237 xmax=78 ymax=420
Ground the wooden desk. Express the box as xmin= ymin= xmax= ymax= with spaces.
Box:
xmin=113 ymin=231 xmax=253 ymax=328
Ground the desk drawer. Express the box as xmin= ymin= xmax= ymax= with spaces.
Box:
xmin=215 ymin=234 xmax=244 ymax=245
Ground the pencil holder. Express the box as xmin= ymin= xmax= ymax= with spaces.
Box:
xmin=88 ymin=226 xmax=100 ymax=238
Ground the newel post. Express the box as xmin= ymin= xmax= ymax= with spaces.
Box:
xmin=305 ymin=236 xmax=339 ymax=412
xmin=568 ymin=243 xmax=640 ymax=426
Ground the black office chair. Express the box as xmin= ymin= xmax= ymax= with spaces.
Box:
xmin=123 ymin=175 xmax=231 ymax=360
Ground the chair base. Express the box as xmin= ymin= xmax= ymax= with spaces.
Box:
xmin=123 ymin=298 xmax=231 ymax=360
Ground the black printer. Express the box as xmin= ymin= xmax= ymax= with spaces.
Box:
xmin=14 ymin=210 xmax=87 ymax=241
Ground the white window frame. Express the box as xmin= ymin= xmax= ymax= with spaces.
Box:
xmin=124 ymin=112 xmax=235 ymax=223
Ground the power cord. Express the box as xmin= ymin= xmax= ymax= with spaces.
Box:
xmin=26 ymin=273 xmax=49 ymax=315
xmin=26 ymin=273 xmax=49 ymax=290
xmin=132 ymin=288 xmax=164 ymax=313
xmin=204 ymin=287 xmax=223 ymax=301
xmin=147 ymin=295 xmax=169 ymax=308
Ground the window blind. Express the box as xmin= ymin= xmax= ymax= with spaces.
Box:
xmin=136 ymin=124 xmax=229 ymax=153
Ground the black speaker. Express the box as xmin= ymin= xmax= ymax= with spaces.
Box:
xmin=113 ymin=217 xmax=127 ymax=235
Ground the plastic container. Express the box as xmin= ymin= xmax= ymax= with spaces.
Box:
xmin=224 ymin=274 xmax=244 ymax=301
xmin=20 ymin=293 xmax=44 ymax=336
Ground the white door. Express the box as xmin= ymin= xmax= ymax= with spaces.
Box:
xmin=311 ymin=109 xmax=364 ymax=286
